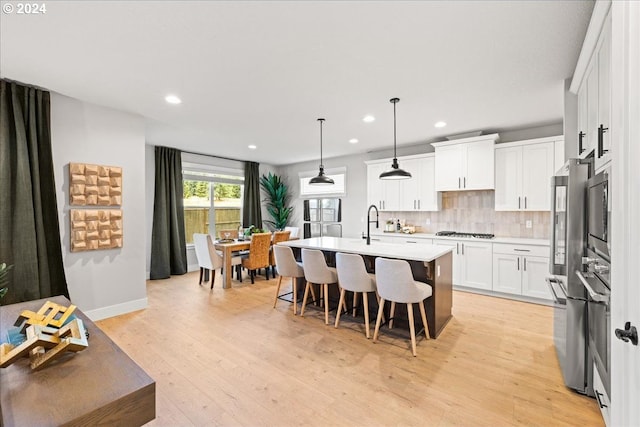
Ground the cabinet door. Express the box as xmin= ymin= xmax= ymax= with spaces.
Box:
xmin=433 ymin=240 xmax=461 ymax=285
xmin=554 ymin=139 xmax=565 ymax=173
xmin=521 ymin=256 xmax=552 ymax=300
xmin=492 ymin=254 xmax=522 ymax=295
xmin=586 ymin=61 xmax=599 ymax=156
xmin=459 ymin=241 xmax=493 ymax=290
xmin=494 ymin=146 xmax=522 ymax=211
xmin=522 ymin=142 xmax=554 ymax=211
xmin=434 ymin=145 xmax=462 ymax=191
xmin=367 ymin=163 xmax=385 ymax=210
xmin=464 ymin=140 xmax=495 ymax=190
xmin=595 ymin=13 xmax=611 ymax=171
xmin=577 ymin=86 xmax=588 ymax=157
xmin=382 ymin=179 xmax=400 ymax=211
xmin=399 ymin=158 xmax=419 ymax=211
xmin=417 ymin=156 xmax=439 ymax=211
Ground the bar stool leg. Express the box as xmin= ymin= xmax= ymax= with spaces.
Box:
xmin=363 ymin=292 xmax=370 ymax=339
xmin=323 ymin=283 xmax=329 ymax=325
xmin=292 ymin=277 xmax=298 ymax=315
xmin=419 ymin=300 xmax=430 ymax=339
xmin=407 ymin=303 xmax=417 ymax=356
xmin=334 ymin=288 xmax=346 ymax=328
xmin=273 ymin=275 xmax=283 ymax=308
xmin=300 ymin=281 xmax=312 ymax=317
xmin=389 ymin=301 xmax=396 ymax=329
xmin=352 ymin=292 xmax=358 ymax=317
xmin=373 ymin=298 xmax=386 ymax=342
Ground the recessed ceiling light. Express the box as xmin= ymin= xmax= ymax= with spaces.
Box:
xmin=165 ymin=95 xmax=182 ymax=105
xmin=349 ymin=138 xmax=359 ymax=144
xmin=434 ymin=121 xmax=447 ymax=128
xmin=363 ymin=115 xmax=375 ymax=123
xmin=248 ymin=144 xmax=257 ymax=150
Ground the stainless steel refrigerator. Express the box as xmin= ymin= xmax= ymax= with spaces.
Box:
xmin=303 ymin=198 xmax=342 ymax=238
xmin=547 ymin=158 xmax=594 ymax=396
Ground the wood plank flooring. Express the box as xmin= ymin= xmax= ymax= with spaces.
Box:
xmin=96 ymin=272 xmax=603 ymax=426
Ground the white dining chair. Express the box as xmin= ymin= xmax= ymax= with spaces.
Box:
xmin=335 ymin=252 xmax=379 ymax=338
xmin=373 ymin=257 xmax=432 ymax=356
xmin=284 ymin=226 xmax=300 ymax=239
xmin=193 ymin=233 xmax=242 ymax=289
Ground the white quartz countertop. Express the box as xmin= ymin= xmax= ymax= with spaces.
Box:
xmin=370 ymin=230 xmax=549 ymax=246
xmin=278 ymin=237 xmax=452 ymax=262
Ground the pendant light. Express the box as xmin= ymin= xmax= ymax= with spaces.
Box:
xmin=380 ymin=98 xmax=412 ymax=180
xmin=309 ymin=118 xmax=335 ymax=185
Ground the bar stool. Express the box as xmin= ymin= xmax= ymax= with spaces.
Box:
xmin=373 ymin=257 xmax=432 ymax=356
xmin=273 ymin=245 xmax=305 ymax=315
xmin=334 ymin=252 xmax=379 ymax=338
xmin=300 ymin=249 xmax=339 ymax=325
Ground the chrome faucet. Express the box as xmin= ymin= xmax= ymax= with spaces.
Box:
xmin=366 ymin=204 xmax=379 ymax=245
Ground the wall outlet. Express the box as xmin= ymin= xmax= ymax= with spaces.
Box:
xmin=425 ymin=218 xmax=431 ymax=225
xmin=525 ymin=220 xmax=532 ymax=229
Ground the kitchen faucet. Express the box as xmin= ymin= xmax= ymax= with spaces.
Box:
xmin=366 ymin=204 xmax=379 ymax=245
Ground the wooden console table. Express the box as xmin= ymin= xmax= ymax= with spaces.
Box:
xmin=0 ymin=296 xmax=155 ymax=426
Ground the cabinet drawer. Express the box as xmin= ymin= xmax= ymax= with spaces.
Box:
xmin=493 ymin=243 xmax=549 ymax=257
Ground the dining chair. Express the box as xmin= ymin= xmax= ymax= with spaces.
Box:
xmin=373 ymin=257 xmax=432 ymax=356
xmin=217 ymin=229 xmax=239 ymax=239
xmin=193 ymin=233 xmax=242 ymax=289
xmin=300 ymin=249 xmax=339 ymax=325
xmin=240 ymin=232 xmax=272 ymax=284
xmin=269 ymin=230 xmax=291 ymax=276
xmin=334 ymin=252 xmax=380 ymax=338
xmin=272 ymin=245 xmax=305 ymax=314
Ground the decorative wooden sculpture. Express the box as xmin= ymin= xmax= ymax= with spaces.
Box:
xmin=69 ymin=162 xmax=122 ymax=206
xmin=70 ymin=209 xmax=123 ymax=252
xmin=0 ymin=301 xmax=89 ymax=371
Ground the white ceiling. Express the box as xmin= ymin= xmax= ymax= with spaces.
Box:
xmin=0 ymin=1 xmax=593 ymax=166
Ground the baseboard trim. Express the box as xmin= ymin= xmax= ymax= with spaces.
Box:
xmin=83 ymin=297 xmax=148 ymax=321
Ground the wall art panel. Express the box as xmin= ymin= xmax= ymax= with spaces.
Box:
xmin=70 ymin=209 xmax=123 ymax=252
xmin=69 ymin=163 xmax=122 ymax=206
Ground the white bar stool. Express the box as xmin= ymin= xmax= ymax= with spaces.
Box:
xmin=373 ymin=257 xmax=432 ymax=356
xmin=300 ymin=249 xmax=339 ymax=325
xmin=272 ymin=245 xmax=305 ymax=314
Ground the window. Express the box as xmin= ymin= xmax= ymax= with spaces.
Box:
xmin=299 ymin=167 xmax=347 ymax=197
xmin=182 ymin=163 xmax=244 ymax=244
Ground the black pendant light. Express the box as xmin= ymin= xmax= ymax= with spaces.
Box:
xmin=309 ymin=118 xmax=335 ymax=185
xmin=380 ymin=98 xmax=412 ymax=180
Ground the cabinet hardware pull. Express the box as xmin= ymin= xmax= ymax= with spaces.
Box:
xmin=514 ymin=249 xmax=530 ymax=252
xmin=463 ymin=177 xmax=466 ymax=188
xmin=418 ymin=200 xmax=420 ymax=209
xmin=461 ymin=243 xmax=464 ymax=255
xmin=518 ymin=197 xmax=521 ymax=209
xmin=414 ymin=200 xmax=416 ymax=209
xmin=598 ymin=124 xmax=609 ymax=158
xmin=578 ymin=131 xmax=586 ymax=154
xmin=524 ymin=197 xmax=527 ymax=209
xmin=407 ymin=241 xmax=417 ymax=243
xmin=458 ymin=177 xmax=461 ymax=189
xmin=595 ymin=391 xmax=608 ymax=409
xmin=524 ymin=258 xmax=527 ymax=271
xmin=456 ymin=243 xmax=459 ymax=255
xmin=517 ymin=257 xmax=520 ymax=270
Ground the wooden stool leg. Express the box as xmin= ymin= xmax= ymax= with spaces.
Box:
xmin=373 ymin=298 xmax=385 ymax=342
xmin=376 ymin=292 xmax=385 ymax=323
xmin=273 ymin=276 xmax=283 ymax=308
xmin=334 ymin=289 xmax=346 ymax=328
xmin=210 ymin=270 xmax=216 ymax=289
xmin=323 ymin=284 xmax=329 ymax=325
xmin=292 ymin=277 xmax=298 ymax=315
xmin=389 ymin=301 xmax=396 ymax=329
xmin=363 ymin=292 xmax=370 ymax=339
xmin=352 ymin=292 xmax=359 ymax=317
xmin=407 ymin=303 xmax=417 ymax=357
xmin=419 ymin=300 xmax=431 ymax=339
xmin=309 ymin=283 xmax=317 ymax=304
xmin=300 ymin=282 xmax=311 ymax=317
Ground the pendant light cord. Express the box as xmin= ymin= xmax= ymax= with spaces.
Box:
xmin=318 ymin=118 xmax=325 ymax=168
xmin=393 ymin=100 xmax=397 ymax=159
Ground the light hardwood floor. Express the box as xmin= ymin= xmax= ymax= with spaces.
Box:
xmin=97 ymin=272 xmax=603 ymax=426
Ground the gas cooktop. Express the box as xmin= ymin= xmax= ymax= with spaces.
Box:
xmin=435 ymin=231 xmax=495 ymax=239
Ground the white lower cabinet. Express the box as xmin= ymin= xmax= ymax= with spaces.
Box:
xmin=492 ymin=243 xmax=551 ymax=301
xmin=434 ymin=239 xmax=492 ymax=290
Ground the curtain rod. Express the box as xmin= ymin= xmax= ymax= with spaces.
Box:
xmin=179 ymin=148 xmax=254 ymax=165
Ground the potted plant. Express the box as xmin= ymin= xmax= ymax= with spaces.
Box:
xmin=260 ymin=172 xmax=293 ymax=231
xmin=243 ymin=225 xmax=267 ymax=239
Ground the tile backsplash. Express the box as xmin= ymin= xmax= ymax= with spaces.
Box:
xmin=385 ymin=190 xmax=550 ymax=239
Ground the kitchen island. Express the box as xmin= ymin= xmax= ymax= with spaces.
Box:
xmin=279 ymin=237 xmax=453 ymax=338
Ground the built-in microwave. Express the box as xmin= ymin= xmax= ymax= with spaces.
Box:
xmin=587 ymin=169 xmax=610 ymax=263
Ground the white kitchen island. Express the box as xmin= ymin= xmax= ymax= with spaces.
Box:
xmin=279 ymin=237 xmax=454 ymax=338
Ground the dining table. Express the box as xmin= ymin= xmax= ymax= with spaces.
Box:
xmin=214 ymin=239 xmax=251 ymax=289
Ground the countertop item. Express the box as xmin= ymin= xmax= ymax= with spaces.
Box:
xmin=279 ymin=237 xmax=452 ymax=262
xmin=0 ymin=296 xmax=156 ymax=426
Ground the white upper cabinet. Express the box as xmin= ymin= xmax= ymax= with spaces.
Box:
xmin=431 ymin=134 xmax=498 ymax=192
xmin=572 ymin=7 xmax=611 ymax=171
xmin=366 ymin=154 xmax=440 ymax=212
xmin=495 ymin=136 xmax=563 ymax=211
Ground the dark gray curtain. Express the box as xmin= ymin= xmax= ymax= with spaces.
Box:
xmin=150 ymin=146 xmax=187 ymax=279
xmin=242 ymin=161 xmax=262 ymax=228
xmin=0 ymin=79 xmax=69 ymax=304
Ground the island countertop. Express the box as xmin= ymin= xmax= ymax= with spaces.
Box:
xmin=278 ymin=236 xmax=452 ymax=262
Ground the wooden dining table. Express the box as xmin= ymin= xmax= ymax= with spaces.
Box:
xmin=214 ymin=239 xmax=251 ymax=289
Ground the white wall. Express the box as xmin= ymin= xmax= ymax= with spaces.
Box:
xmin=51 ymin=93 xmax=148 ymax=320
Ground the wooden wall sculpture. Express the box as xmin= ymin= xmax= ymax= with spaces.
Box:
xmin=70 ymin=209 xmax=123 ymax=252
xmin=69 ymin=162 xmax=122 ymax=206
